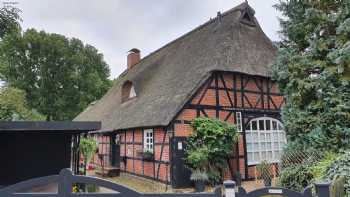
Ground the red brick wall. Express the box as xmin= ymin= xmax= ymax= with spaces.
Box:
xmin=90 ymin=134 xmax=110 ymax=167
xmin=173 ymin=71 xmax=284 ymax=180
xmin=119 ymin=127 xmax=170 ymax=182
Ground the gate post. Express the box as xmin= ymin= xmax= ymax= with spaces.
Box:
xmin=224 ymin=180 xmax=236 ymax=197
xmin=315 ymin=182 xmax=331 ymax=197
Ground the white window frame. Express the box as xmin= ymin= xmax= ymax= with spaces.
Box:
xmin=245 ymin=117 xmax=286 ymax=165
xmin=129 ymin=85 xmax=136 ymax=98
xmin=236 ymin=112 xmax=243 ymax=132
xmin=143 ymin=129 xmax=154 ymax=153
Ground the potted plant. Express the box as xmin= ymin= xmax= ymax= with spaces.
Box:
xmin=190 ymin=170 xmax=208 ymax=192
xmin=141 ymin=150 xmax=154 ymax=161
xmin=257 ymin=160 xmax=272 ymax=186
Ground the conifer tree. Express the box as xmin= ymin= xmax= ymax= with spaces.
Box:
xmin=272 ymin=0 xmax=350 ymax=152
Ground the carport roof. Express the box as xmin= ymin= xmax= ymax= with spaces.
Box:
xmin=0 ymin=121 xmax=101 ymax=132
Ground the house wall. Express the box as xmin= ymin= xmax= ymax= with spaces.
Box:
xmin=91 ymin=134 xmax=111 ymax=167
xmin=173 ymin=71 xmax=284 ymax=180
xmin=119 ymin=128 xmax=171 ymax=183
xmin=89 ymin=71 xmax=284 ymax=183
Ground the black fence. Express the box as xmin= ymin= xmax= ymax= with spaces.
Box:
xmin=0 ymin=169 xmax=340 ymax=197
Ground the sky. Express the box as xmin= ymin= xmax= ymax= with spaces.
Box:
xmin=7 ymin=0 xmax=281 ymax=79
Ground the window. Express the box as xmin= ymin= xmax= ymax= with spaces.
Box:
xmin=236 ymin=112 xmax=243 ymax=132
xmin=246 ymin=117 xmax=286 ymax=165
xmin=239 ymin=8 xmax=256 ymax=26
xmin=143 ymin=129 xmax=153 ymax=152
xmin=121 ymin=81 xmax=136 ymax=103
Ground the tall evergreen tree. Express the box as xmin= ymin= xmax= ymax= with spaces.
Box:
xmin=0 ymin=29 xmax=112 ymax=120
xmin=272 ymin=0 xmax=350 ymax=152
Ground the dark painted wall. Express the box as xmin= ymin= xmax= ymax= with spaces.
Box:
xmin=0 ymin=131 xmax=72 ymax=186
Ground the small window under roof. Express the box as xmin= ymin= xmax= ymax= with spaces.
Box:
xmin=240 ymin=8 xmax=256 ymax=26
xmin=121 ymin=81 xmax=137 ymax=103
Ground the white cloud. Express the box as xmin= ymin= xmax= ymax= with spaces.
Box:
xmin=13 ymin=0 xmax=281 ymax=79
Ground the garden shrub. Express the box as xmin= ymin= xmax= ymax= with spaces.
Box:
xmin=185 ymin=117 xmax=238 ymax=184
xmin=309 ymin=152 xmax=339 ymax=180
xmin=325 ymin=152 xmax=350 ymax=196
xmin=278 ymin=164 xmax=314 ymax=192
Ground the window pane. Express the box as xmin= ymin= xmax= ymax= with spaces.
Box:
xmin=265 ymin=120 xmax=271 ymax=130
xmin=253 ymin=133 xmax=259 ymax=140
xmin=259 ymin=120 xmax=265 ymax=130
xmin=261 ymin=152 xmax=267 ymax=160
xmin=246 ymin=133 xmax=252 ymax=142
xmin=248 ymin=153 xmax=253 ymax=162
xmin=253 ymin=143 xmax=259 ymax=151
xmin=261 ymin=142 xmax=266 ymax=150
xmin=274 ymin=142 xmax=279 ymax=149
xmin=272 ymin=121 xmax=277 ymax=130
xmin=279 ymin=133 xmax=285 ymax=141
xmin=252 ymin=121 xmax=257 ymax=130
xmin=266 ymin=133 xmax=271 ymax=141
xmin=266 ymin=142 xmax=272 ymax=150
xmin=260 ymin=133 xmax=266 ymax=141
xmin=273 ymin=133 xmax=278 ymax=141
xmin=274 ymin=151 xmax=280 ymax=159
xmin=254 ymin=152 xmax=260 ymax=162
xmin=267 ymin=151 xmax=273 ymax=160
xmin=247 ymin=143 xmax=252 ymax=152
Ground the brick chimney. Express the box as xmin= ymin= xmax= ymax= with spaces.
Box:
xmin=127 ymin=48 xmax=141 ymax=69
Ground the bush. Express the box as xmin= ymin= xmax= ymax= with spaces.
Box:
xmin=309 ymin=152 xmax=339 ymax=180
xmin=185 ymin=117 xmax=238 ymax=184
xmin=278 ymin=164 xmax=314 ymax=192
xmin=325 ymin=152 xmax=350 ymax=196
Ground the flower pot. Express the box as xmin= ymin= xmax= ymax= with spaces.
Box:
xmin=194 ymin=180 xmax=205 ymax=192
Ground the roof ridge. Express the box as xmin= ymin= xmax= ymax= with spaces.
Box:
xmin=118 ymin=2 xmax=249 ymax=78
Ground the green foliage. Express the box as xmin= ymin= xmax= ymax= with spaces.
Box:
xmin=0 ymin=29 xmax=112 ymax=120
xmin=0 ymin=87 xmax=44 ymax=120
xmin=309 ymin=152 xmax=339 ymax=180
xmin=325 ymin=152 xmax=350 ymax=196
xmin=79 ymin=137 xmax=98 ymax=164
xmin=185 ymin=117 xmax=238 ymax=184
xmin=278 ymin=164 xmax=314 ymax=192
xmin=272 ymin=0 xmax=350 ymax=152
xmin=0 ymin=4 xmax=21 ymax=39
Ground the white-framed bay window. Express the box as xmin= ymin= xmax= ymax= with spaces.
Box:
xmin=143 ymin=129 xmax=154 ymax=152
xmin=246 ymin=117 xmax=286 ymax=165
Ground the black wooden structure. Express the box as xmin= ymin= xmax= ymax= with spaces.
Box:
xmin=0 ymin=121 xmax=101 ymax=187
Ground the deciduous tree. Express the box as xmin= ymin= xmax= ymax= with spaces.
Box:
xmin=0 ymin=29 xmax=112 ymax=120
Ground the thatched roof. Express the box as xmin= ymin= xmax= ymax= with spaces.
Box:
xmin=74 ymin=3 xmax=276 ymax=131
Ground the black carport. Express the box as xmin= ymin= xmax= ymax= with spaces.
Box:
xmin=0 ymin=121 xmax=100 ymax=186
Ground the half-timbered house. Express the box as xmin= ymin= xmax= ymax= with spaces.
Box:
xmin=75 ymin=2 xmax=285 ymax=188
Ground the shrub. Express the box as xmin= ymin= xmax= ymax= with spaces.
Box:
xmin=309 ymin=152 xmax=339 ymax=180
xmin=278 ymin=164 xmax=314 ymax=192
xmin=185 ymin=117 xmax=238 ymax=184
xmin=325 ymin=152 xmax=350 ymax=196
